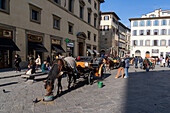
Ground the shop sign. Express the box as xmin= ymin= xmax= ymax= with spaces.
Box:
xmin=0 ymin=29 xmax=13 ymax=39
xmin=28 ymin=34 xmax=42 ymax=43
xmin=152 ymin=49 xmax=159 ymax=53
xmin=52 ymin=39 xmax=61 ymax=45
xmin=65 ymin=38 xmax=70 ymax=43
xmin=67 ymin=43 xmax=74 ymax=47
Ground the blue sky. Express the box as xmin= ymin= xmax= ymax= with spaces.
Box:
xmin=100 ymin=0 xmax=170 ymax=28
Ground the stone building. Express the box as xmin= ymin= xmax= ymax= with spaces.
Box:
xmin=0 ymin=0 xmax=104 ymax=69
xmin=129 ymin=8 xmax=170 ymax=58
xmin=99 ymin=12 xmax=131 ymax=57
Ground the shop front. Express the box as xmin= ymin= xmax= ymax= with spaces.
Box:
xmin=27 ymin=34 xmax=48 ymax=61
xmin=93 ymin=46 xmax=99 ymax=56
xmin=86 ymin=44 xmax=94 ymax=56
xmin=51 ymin=38 xmax=65 ymax=61
xmin=0 ymin=28 xmax=20 ymax=69
xmin=66 ymin=40 xmax=74 ymax=57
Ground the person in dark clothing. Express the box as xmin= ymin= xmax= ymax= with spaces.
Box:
xmin=168 ymin=58 xmax=170 ymax=67
xmin=14 ymin=54 xmax=21 ymax=72
xmin=157 ymin=58 xmax=160 ymax=65
xmin=47 ymin=55 xmax=50 ymax=64
xmin=134 ymin=56 xmax=138 ymax=68
xmin=139 ymin=57 xmax=143 ymax=69
xmin=115 ymin=58 xmax=125 ymax=78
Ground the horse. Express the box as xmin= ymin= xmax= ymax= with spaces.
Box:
xmin=143 ymin=58 xmax=150 ymax=69
xmin=44 ymin=58 xmax=76 ymax=97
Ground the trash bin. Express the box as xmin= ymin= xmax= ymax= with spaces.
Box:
xmin=98 ymin=81 xmax=103 ymax=88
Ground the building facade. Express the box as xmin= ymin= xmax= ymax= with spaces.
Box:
xmin=100 ymin=12 xmax=120 ymax=56
xmin=130 ymin=8 xmax=170 ymax=58
xmin=100 ymin=12 xmax=131 ymax=57
xmin=0 ymin=0 xmax=104 ymax=69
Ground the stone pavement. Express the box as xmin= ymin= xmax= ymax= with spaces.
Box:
xmin=0 ymin=65 xmax=170 ymax=113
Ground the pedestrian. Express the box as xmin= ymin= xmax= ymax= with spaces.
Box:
xmin=26 ymin=61 xmax=36 ymax=75
xmin=168 ymin=58 xmax=170 ymax=68
xmin=157 ymin=58 xmax=160 ymax=65
xmin=115 ymin=58 xmax=125 ymax=78
xmin=139 ymin=57 xmax=143 ymax=69
xmin=162 ymin=57 xmax=166 ymax=67
xmin=35 ymin=55 xmax=41 ymax=69
xmin=47 ymin=55 xmax=50 ymax=64
xmin=134 ymin=56 xmax=138 ymax=68
xmin=41 ymin=60 xmax=48 ymax=72
xmin=124 ymin=56 xmax=130 ymax=78
xmin=14 ymin=54 xmax=21 ymax=72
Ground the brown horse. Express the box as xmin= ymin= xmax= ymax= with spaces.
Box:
xmin=143 ymin=58 xmax=150 ymax=69
xmin=44 ymin=58 xmax=76 ymax=96
xmin=103 ymin=57 xmax=115 ymax=71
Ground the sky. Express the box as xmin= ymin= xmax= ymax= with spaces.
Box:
xmin=100 ymin=0 xmax=170 ymax=28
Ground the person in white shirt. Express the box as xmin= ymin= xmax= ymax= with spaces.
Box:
xmin=162 ymin=57 xmax=166 ymax=67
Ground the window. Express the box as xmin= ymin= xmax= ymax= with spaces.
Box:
xmin=68 ymin=22 xmax=74 ymax=34
xmin=140 ymin=30 xmax=144 ymax=35
xmin=140 ymin=21 xmax=145 ymax=26
xmin=146 ymin=20 xmax=151 ymax=26
xmin=104 ymin=16 xmax=109 ymax=20
xmin=80 ymin=5 xmax=83 ymax=19
xmin=94 ymin=1 xmax=97 ymax=9
xmin=133 ymin=21 xmax=138 ymax=27
xmin=145 ymin=40 xmax=150 ymax=46
xmin=162 ymin=20 xmax=167 ymax=25
xmin=140 ymin=40 xmax=143 ymax=46
xmin=69 ymin=0 xmax=74 ymax=12
xmin=169 ymin=40 xmax=170 ymax=46
xmin=154 ymin=29 xmax=159 ymax=35
xmin=133 ymin=40 xmax=138 ymax=46
xmin=154 ymin=20 xmax=159 ymax=26
xmin=150 ymin=14 xmax=155 ymax=17
xmin=104 ymin=25 xmax=109 ymax=31
xmin=0 ymin=0 xmax=9 ymax=13
xmin=153 ymin=40 xmax=158 ymax=46
xmin=161 ymin=29 xmax=167 ymax=35
xmin=88 ymin=0 xmax=91 ymax=3
xmin=54 ymin=0 xmax=60 ymax=4
xmin=168 ymin=29 xmax=170 ymax=35
xmin=133 ymin=30 xmax=137 ymax=36
xmin=146 ymin=30 xmax=151 ymax=35
xmin=94 ymin=16 xmax=97 ymax=28
xmin=30 ymin=4 xmax=41 ymax=24
xmin=87 ymin=31 xmax=91 ymax=40
xmin=53 ymin=15 xmax=61 ymax=30
xmin=88 ymin=12 xmax=91 ymax=24
xmin=94 ymin=34 xmax=96 ymax=42
xmin=160 ymin=40 xmax=166 ymax=46
xmin=100 ymin=26 xmax=103 ymax=31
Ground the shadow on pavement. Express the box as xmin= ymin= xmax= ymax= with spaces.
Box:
xmin=0 ymin=82 xmax=18 ymax=87
xmin=123 ymin=70 xmax=170 ymax=113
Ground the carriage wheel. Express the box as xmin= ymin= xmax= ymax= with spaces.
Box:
xmin=88 ymin=72 xmax=93 ymax=85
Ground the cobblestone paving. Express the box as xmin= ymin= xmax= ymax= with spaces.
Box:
xmin=0 ymin=65 xmax=170 ymax=113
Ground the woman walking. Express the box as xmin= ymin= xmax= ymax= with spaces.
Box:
xmin=115 ymin=58 xmax=125 ymax=78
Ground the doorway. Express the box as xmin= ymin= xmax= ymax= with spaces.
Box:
xmin=79 ymin=42 xmax=84 ymax=56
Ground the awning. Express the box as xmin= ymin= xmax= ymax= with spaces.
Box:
xmin=52 ymin=44 xmax=65 ymax=53
xmin=28 ymin=42 xmax=48 ymax=52
xmin=93 ymin=50 xmax=99 ymax=55
xmin=0 ymin=38 xmax=20 ymax=51
xmin=87 ymin=49 xmax=94 ymax=54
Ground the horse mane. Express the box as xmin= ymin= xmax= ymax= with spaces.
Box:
xmin=47 ymin=59 xmax=64 ymax=81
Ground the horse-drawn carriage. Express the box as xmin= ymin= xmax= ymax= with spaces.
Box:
xmin=76 ymin=56 xmax=104 ymax=85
